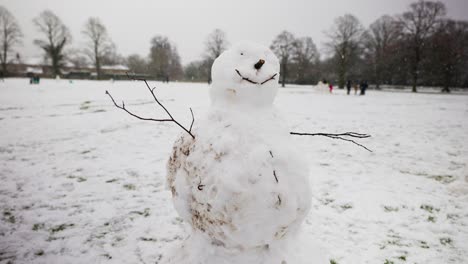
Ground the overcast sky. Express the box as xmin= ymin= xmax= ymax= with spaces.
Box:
xmin=2 ymin=0 xmax=467 ymax=65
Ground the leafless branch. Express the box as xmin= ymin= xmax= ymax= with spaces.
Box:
xmin=290 ymin=131 xmax=372 ymax=152
xmin=261 ymin=73 xmax=278 ymax=85
xmin=235 ymin=69 xmax=257 ymax=84
xmin=105 ymin=73 xmax=195 ymax=139
xmin=235 ymin=69 xmax=277 ymax=85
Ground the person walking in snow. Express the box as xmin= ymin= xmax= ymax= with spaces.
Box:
xmin=354 ymin=81 xmax=359 ymax=95
xmin=346 ymin=80 xmax=351 ymax=95
xmin=329 ymin=82 xmax=333 ymax=93
xmin=360 ymin=80 xmax=368 ymax=95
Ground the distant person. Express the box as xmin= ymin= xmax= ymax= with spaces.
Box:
xmin=354 ymin=81 xmax=359 ymax=95
xmin=329 ymin=82 xmax=333 ymax=93
xmin=346 ymin=80 xmax=351 ymax=95
xmin=360 ymin=80 xmax=368 ymax=95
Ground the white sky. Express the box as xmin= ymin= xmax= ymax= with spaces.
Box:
xmin=1 ymin=0 xmax=467 ymax=65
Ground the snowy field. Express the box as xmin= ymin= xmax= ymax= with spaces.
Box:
xmin=1 ymin=78 xmax=467 ymax=264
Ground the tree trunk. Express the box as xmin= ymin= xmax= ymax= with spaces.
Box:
xmin=52 ymin=56 xmax=60 ymax=77
xmin=95 ymin=44 xmax=101 ymax=80
xmin=281 ymin=63 xmax=286 ymax=87
xmin=338 ymin=60 xmax=345 ymax=89
xmin=411 ymin=46 xmax=420 ymax=93
xmin=1 ymin=62 xmax=6 ymax=77
xmin=411 ymin=73 xmax=418 ymax=92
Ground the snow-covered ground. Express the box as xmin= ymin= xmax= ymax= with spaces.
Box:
xmin=0 ymin=78 xmax=467 ymax=264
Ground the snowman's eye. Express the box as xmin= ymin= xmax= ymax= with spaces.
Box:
xmin=240 ymin=52 xmax=244 ymax=56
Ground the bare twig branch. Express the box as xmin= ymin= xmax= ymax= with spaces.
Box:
xmin=197 ymin=177 xmax=204 ymax=191
xmin=260 ymin=73 xmax=278 ymax=85
xmin=105 ymin=91 xmax=172 ymax=122
xmin=189 ymin=108 xmax=195 ymax=132
xmin=277 ymin=195 xmax=282 ymax=206
xmin=290 ymin=131 xmax=372 ymax=152
xmin=105 ymin=73 xmax=195 ymax=139
xmin=235 ymin=69 xmax=257 ymax=84
xmin=235 ymin=69 xmax=277 ymax=85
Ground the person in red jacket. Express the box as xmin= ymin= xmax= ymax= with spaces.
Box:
xmin=329 ymin=82 xmax=333 ymax=93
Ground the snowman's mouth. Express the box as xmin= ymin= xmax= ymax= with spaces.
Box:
xmin=235 ymin=69 xmax=277 ymax=85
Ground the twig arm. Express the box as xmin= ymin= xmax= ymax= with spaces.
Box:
xmin=105 ymin=90 xmax=173 ymax=122
xmin=290 ymin=131 xmax=372 ymax=152
xmin=106 ymin=73 xmax=196 ymax=139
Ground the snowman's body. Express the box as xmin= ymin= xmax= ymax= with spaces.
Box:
xmin=164 ymin=42 xmax=314 ymax=264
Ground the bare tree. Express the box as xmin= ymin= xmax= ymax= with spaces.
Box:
xmin=0 ymin=6 xmax=22 ymax=76
xmin=204 ymin=29 xmax=228 ymax=61
xmin=270 ymin=31 xmax=296 ymax=87
xmin=428 ymin=19 xmax=468 ymax=92
xmin=204 ymin=29 xmax=228 ymax=83
xmin=67 ymin=48 xmax=89 ymax=68
xmin=363 ymin=15 xmax=402 ymax=89
xmin=399 ymin=0 xmax=446 ymax=92
xmin=99 ymin=42 xmax=124 ymax=66
xmin=82 ymin=17 xmax=113 ymax=80
xmin=292 ymin=37 xmax=319 ymax=84
xmin=33 ymin=10 xmax=71 ymax=76
xmin=148 ymin=36 xmax=182 ymax=81
xmin=325 ymin=14 xmax=364 ymax=88
xmin=126 ymin=54 xmax=148 ymax=75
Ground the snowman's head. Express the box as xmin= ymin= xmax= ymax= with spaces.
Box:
xmin=210 ymin=41 xmax=280 ymax=108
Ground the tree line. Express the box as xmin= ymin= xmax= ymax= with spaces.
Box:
xmin=269 ymin=1 xmax=468 ymax=92
xmin=1 ymin=1 xmax=467 ymax=92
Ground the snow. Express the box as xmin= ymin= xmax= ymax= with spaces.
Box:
xmin=101 ymin=65 xmax=130 ymax=71
xmin=0 ymin=78 xmax=467 ymax=264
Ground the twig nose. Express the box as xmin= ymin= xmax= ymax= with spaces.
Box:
xmin=254 ymin=59 xmax=265 ymax=70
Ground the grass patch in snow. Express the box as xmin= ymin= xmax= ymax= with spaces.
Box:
xmin=383 ymin=206 xmax=399 ymax=212
xmin=2 ymin=210 xmax=15 ymax=224
xmin=50 ymin=223 xmax=75 ymax=234
xmin=428 ymin=174 xmax=455 ymax=184
xmin=106 ymin=178 xmax=118 ymax=183
xmin=399 ymin=170 xmax=455 ymax=184
xmin=419 ymin=240 xmax=430 ymax=249
xmin=79 ymin=101 xmax=91 ymax=110
xmin=139 ymin=237 xmax=158 ymax=242
xmin=130 ymin=208 xmax=150 ymax=217
xmin=420 ymin=204 xmax=439 ymax=213
xmin=123 ymin=183 xmax=136 ymax=190
xmin=80 ymin=149 xmax=93 ymax=154
xmin=101 ymin=253 xmax=112 ymax=259
xmin=320 ymin=198 xmax=335 ymax=205
xmin=340 ymin=203 xmax=353 ymax=210
xmin=32 ymin=223 xmax=45 ymax=231
xmin=440 ymin=237 xmax=452 ymax=246
xmin=67 ymin=175 xmax=87 ymax=182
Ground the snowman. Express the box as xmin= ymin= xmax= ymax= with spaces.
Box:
xmin=163 ymin=42 xmax=325 ymax=264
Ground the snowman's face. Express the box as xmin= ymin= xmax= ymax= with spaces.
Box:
xmin=210 ymin=42 xmax=280 ymax=107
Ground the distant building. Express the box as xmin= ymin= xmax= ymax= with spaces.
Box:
xmin=5 ymin=57 xmax=131 ymax=80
